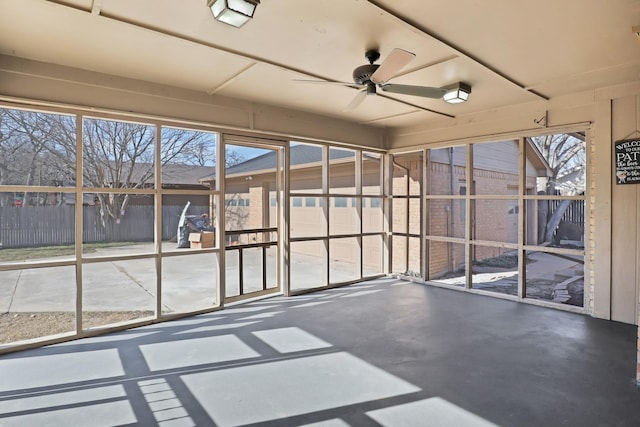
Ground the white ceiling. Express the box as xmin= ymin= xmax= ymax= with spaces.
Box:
xmin=1 ymin=0 xmax=639 ymax=129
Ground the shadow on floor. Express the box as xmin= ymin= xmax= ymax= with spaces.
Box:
xmin=0 ymin=277 xmax=638 ymax=426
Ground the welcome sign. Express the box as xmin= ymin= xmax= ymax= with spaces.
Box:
xmin=615 ymin=139 xmax=640 ymax=184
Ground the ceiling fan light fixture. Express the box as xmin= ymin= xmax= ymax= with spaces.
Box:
xmin=208 ymin=0 xmax=259 ymax=28
xmin=443 ymin=82 xmax=471 ymax=104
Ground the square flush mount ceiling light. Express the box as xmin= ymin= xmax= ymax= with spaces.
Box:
xmin=443 ymin=82 xmax=472 ymax=104
xmin=208 ymin=0 xmax=259 ymax=28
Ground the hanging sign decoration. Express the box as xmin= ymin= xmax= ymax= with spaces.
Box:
xmin=614 ymin=138 xmax=640 ymax=184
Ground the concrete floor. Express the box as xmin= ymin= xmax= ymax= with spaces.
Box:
xmin=0 ymin=277 xmax=639 ymax=426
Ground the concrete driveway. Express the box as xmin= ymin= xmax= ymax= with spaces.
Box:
xmin=1 ymin=243 xmax=370 ymax=315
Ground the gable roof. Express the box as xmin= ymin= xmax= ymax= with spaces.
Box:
xmin=219 ymin=145 xmax=355 ymax=178
xmin=99 ymin=162 xmax=216 ymax=187
xmin=160 ymin=164 xmax=216 ymax=186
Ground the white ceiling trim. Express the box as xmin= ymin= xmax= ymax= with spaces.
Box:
xmin=388 ymin=121 xmax=592 ymax=153
xmin=43 ymin=0 xmax=460 ymax=120
xmin=361 ymin=110 xmax=423 ymax=125
xmin=90 ymin=0 xmax=101 ymax=15
xmin=376 ymin=93 xmax=455 ymax=119
xmin=207 ymin=62 xmax=258 ymax=95
xmin=392 ymin=54 xmax=460 ymax=80
xmin=365 ymin=0 xmax=550 ymax=102
xmin=524 ymin=59 xmax=640 ymax=91
xmin=43 ymin=0 xmax=350 ymax=85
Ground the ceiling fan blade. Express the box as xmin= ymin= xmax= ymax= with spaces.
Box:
xmin=380 ymin=83 xmax=447 ymax=99
xmin=370 ymin=48 xmax=415 ymax=84
xmin=293 ymin=79 xmax=361 ymax=88
xmin=344 ymin=90 xmax=367 ymax=111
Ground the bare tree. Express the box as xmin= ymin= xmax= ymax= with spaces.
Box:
xmin=533 ymin=133 xmax=585 ymax=195
xmin=78 ymin=120 xmax=226 ymax=230
xmin=529 ymin=133 xmax=586 ymax=243
xmin=225 ymin=149 xmax=246 ymax=168
xmin=0 ymin=109 xmax=75 ymax=206
xmin=0 ymin=110 xmax=26 ymax=206
xmin=1 ymin=106 xmax=254 ymax=243
xmin=0 ymin=109 xmax=223 ymax=227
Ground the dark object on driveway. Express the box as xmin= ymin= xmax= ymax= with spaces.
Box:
xmin=177 ymin=202 xmax=213 ymax=248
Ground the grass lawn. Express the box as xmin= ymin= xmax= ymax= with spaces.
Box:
xmin=0 ymin=242 xmax=140 ymax=261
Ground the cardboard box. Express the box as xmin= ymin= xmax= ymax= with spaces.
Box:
xmin=189 ymin=231 xmax=215 ymax=249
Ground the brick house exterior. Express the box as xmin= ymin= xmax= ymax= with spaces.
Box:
xmin=212 ymin=140 xmax=549 ymax=277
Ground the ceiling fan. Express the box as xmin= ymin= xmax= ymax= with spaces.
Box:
xmin=296 ymin=48 xmax=470 ymax=110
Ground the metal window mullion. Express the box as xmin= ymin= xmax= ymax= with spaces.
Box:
xmin=75 ymin=114 xmax=83 ymax=334
xmin=584 ymin=128 xmax=592 ymax=311
xmin=154 ymin=125 xmax=162 ymax=318
xmin=217 ymin=135 xmax=226 ymax=307
xmin=383 ymin=153 xmax=392 ymax=274
xmin=239 ymin=248 xmax=244 ymax=295
xmin=465 ymin=144 xmax=473 ymax=289
xmin=377 ymin=153 xmax=386 ymax=275
xmin=401 ymin=159 xmax=410 ymax=272
xmin=280 ymin=146 xmax=290 ymax=296
xmin=518 ymin=137 xmax=526 ymax=299
xmin=356 ymin=150 xmax=363 ymax=279
xmin=257 ymin=165 xmax=272 ymax=292
xmin=262 ymin=245 xmax=267 ymax=291
xmin=322 ymin=145 xmax=329 ymax=286
xmin=405 ymin=187 xmax=410 ymax=272
xmin=422 ymin=149 xmax=428 ymax=280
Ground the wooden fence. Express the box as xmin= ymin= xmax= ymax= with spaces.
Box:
xmin=0 ymin=204 xmax=209 ymax=248
xmin=551 ymin=199 xmax=584 ymax=225
xmin=550 ymin=199 xmax=585 ymax=241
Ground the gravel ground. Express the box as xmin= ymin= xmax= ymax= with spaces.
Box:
xmin=0 ymin=311 xmax=154 ymax=344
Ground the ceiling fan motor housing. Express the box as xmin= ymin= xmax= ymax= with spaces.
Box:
xmin=353 ymin=64 xmax=380 ymax=85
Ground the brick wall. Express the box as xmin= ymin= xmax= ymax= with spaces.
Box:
xmin=248 ymin=184 xmax=264 ymax=238
xmin=424 ymin=161 xmax=523 ymax=278
xmin=390 ymin=155 xmax=422 ymax=273
xmin=229 ymin=153 xmax=539 ymax=282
